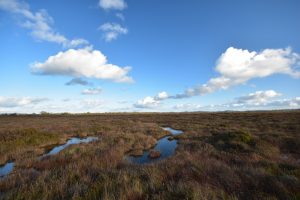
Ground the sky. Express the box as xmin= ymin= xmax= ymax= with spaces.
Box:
xmin=0 ymin=0 xmax=300 ymax=113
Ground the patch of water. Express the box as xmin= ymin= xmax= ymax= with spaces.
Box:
xmin=126 ymin=127 xmax=184 ymax=164
xmin=43 ymin=137 xmax=98 ymax=156
xmin=0 ymin=162 xmax=14 ymax=178
xmin=0 ymin=136 xmax=98 ymax=178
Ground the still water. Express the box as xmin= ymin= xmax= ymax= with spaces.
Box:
xmin=126 ymin=127 xmax=184 ymax=164
xmin=0 ymin=136 xmax=98 ymax=178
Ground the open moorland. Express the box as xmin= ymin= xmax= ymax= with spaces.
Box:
xmin=0 ymin=111 xmax=300 ymax=200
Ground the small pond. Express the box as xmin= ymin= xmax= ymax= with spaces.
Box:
xmin=126 ymin=127 xmax=184 ymax=164
xmin=42 ymin=137 xmax=98 ymax=157
xmin=0 ymin=136 xmax=98 ymax=178
xmin=0 ymin=162 xmax=14 ymax=178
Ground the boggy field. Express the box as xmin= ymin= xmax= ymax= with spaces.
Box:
xmin=0 ymin=111 xmax=299 ymax=200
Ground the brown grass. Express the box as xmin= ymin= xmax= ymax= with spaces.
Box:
xmin=0 ymin=110 xmax=299 ymax=199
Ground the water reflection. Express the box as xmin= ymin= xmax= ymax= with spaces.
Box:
xmin=0 ymin=162 xmax=14 ymax=178
xmin=126 ymin=127 xmax=183 ymax=164
xmin=43 ymin=137 xmax=98 ymax=156
xmin=0 ymin=136 xmax=98 ymax=178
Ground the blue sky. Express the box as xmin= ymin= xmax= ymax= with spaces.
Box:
xmin=0 ymin=0 xmax=300 ymax=113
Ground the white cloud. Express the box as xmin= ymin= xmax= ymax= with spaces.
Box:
xmin=31 ymin=48 xmax=134 ymax=83
xmin=235 ymin=90 xmax=281 ymax=106
xmin=65 ymin=39 xmax=89 ymax=48
xmin=155 ymin=91 xmax=169 ymax=100
xmin=1 ymin=93 xmax=298 ymax=114
xmin=134 ymin=91 xmax=170 ymax=109
xmin=81 ymin=88 xmax=102 ymax=95
xmin=0 ymin=0 xmax=89 ymax=48
xmin=131 ymin=46 xmax=300 ymax=111
xmin=157 ymin=47 xmax=300 ymax=100
xmin=201 ymin=47 xmax=300 ymax=93
xmin=172 ymin=91 xmax=299 ymax=112
xmin=210 ymin=91 xmax=298 ymax=110
xmin=0 ymin=96 xmax=48 ymax=108
xmin=264 ymin=97 xmax=300 ymax=108
xmin=134 ymin=97 xmax=160 ymax=108
xmin=99 ymin=0 xmax=127 ymax=10
xmin=221 ymin=95 xmax=300 ymax=110
xmin=99 ymin=23 xmax=128 ymax=42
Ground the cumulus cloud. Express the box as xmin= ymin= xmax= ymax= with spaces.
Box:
xmin=172 ymin=91 xmax=299 ymax=112
xmin=65 ymin=78 xmax=90 ymax=86
xmin=99 ymin=23 xmax=128 ymax=42
xmin=134 ymin=96 xmax=160 ymax=108
xmin=214 ymin=90 xmax=298 ymax=110
xmin=143 ymin=47 xmax=300 ymax=101
xmin=0 ymin=0 xmax=89 ymax=48
xmin=134 ymin=91 xmax=170 ymax=109
xmin=235 ymin=90 xmax=281 ymax=106
xmin=0 ymin=96 xmax=48 ymax=108
xmin=221 ymin=93 xmax=299 ymax=110
xmin=81 ymin=88 xmax=102 ymax=95
xmin=173 ymin=47 xmax=300 ymax=98
xmin=132 ymin=47 xmax=300 ymax=110
xmin=155 ymin=91 xmax=169 ymax=100
xmin=31 ymin=48 xmax=134 ymax=83
xmin=267 ymin=97 xmax=300 ymax=108
xmin=99 ymin=0 xmax=127 ymax=10
xmin=203 ymin=47 xmax=300 ymax=92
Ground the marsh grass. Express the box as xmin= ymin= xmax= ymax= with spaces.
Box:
xmin=0 ymin=111 xmax=299 ymax=199
xmin=0 ymin=128 xmax=61 ymax=165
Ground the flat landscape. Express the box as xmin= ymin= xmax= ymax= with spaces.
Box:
xmin=0 ymin=111 xmax=299 ymax=199
xmin=1 ymin=0 xmax=300 ymax=199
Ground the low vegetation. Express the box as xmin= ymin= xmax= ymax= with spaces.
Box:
xmin=0 ymin=111 xmax=299 ymax=199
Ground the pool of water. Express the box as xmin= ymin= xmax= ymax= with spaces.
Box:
xmin=42 ymin=137 xmax=98 ymax=157
xmin=126 ymin=127 xmax=184 ymax=164
xmin=0 ymin=136 xmax=98 ymax=178
xmin=0 ymin=162 xmax=14 ymax=178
